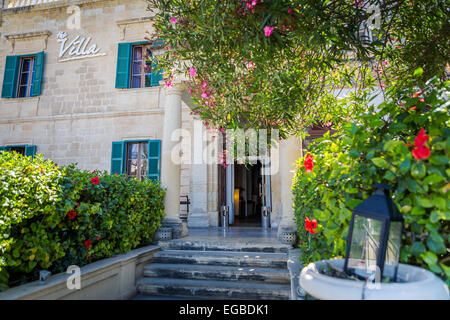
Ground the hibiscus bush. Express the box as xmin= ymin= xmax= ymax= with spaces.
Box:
xmin=0 ymin=152 xmax=165 ymax=291
xmin=293 ymin=76 xmax=449 ymax=284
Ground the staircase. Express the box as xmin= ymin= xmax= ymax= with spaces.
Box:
xmin=136 ymin=238 xmax=292 ymax=300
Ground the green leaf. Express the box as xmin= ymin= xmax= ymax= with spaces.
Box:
xmin=383 ymin=140 xmax=403 ymax=153
xmin=399 ymin=158 xmax=411 ymax=174
xmin=427 ymin=234 xmax=446 ymax=254
xmin=383 ymin=171 xmax=396 ymax=181
xmin=416 ymin=196 xmax=433 ymax=208
xmin=413 ymin=67 xmax=424 ymax=77
xmin=441 ymin=264 xmax=450 ymax=278
xmin=411 ymin=206 xmax=425 ymax=216
xmin=423 ymin=174 xmax=445 ymax=185
xmin=421 ymin=251 xmax=437 ymax=265
xmin=411 ymin=241 xmax=426 ymax=256
xmin=405 ymin=179 xmax=420 ymax=193
xmin=371 ymin=157 xmax=389 ymax=168
xmin=411 ymin=163 xmax=426 ymax=179
xmin=429 ymin=155 xmax=448 ymax=166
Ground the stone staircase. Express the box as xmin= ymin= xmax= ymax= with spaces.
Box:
xmin=136 ymin=238 xmax=292 ymax=300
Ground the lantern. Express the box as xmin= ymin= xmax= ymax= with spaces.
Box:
xmin=344 ymin=184 xmax=404 ymax=282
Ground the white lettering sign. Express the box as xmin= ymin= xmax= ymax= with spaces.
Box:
xmin=57 ymin=32 xmax=106 ymax=62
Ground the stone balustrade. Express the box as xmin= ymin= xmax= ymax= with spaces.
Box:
xmin=7 ymin=0 xmax=62 ymax=8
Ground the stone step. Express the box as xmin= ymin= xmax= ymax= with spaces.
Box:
xmin=152 ymin=250 xmax=288 ymax=268
xmin=156 ymin=239 xmax=290 ymax=253
xmin=137 ymin=277 xmax=291 ymax=300
xmin=144 ymin=263 xmax=290 ymax=284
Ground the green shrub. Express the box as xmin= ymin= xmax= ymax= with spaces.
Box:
xmin=293 ymin=77 xmax=449 ymax=284
xmin=0 ymin=153 xmax=165 ymax=291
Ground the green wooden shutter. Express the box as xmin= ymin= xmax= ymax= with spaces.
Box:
xmin=147 ymin=140 xmax=161 ymax=181
xmin=31 ymin=52 xmax=44 ymax=97
xmin=25 ymin=145 xmax=37 ymax=158
xmin=115 ymin=43 xmax=131 ymax=89
xmin=150 ymin=57 xmax=163 ymax=87
xmin=111 ymin=141 xmax=125 ymax=174
xmin=1 ymin=55 xmax=19 ymax=98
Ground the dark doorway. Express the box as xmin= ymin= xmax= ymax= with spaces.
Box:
xmin=233 ymin=161 xmax=262 ymax=227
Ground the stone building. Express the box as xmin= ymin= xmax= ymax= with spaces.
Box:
xmin=0 ymin=0 xmax=303 ymax=240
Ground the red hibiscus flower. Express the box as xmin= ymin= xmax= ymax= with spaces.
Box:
xmin=303 ymin=153 xmax=314 ymax=173
xmin=67 ymin=210 xmax=77 ymax=220
xmin=303 ymin=154 xmax=313 ymax=171
xmin=84 ymin=240 xmax=92 ymax=249
xmin=305 ymin=216 xmax=318 ymax=234
xmin=414 ymin=128 xmax=429 ymax=146
xmin=76 ymin=203 xmax=80 ymax=207
xmin=91 ymin=177 xmax=100 ymax=185
xmin=412 ymin=145 xmax=431 ymax=160
xmin=411 ymin=128 xmax=431 ymax=160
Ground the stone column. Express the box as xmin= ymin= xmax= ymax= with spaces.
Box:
xmin=160 ymin=84 xmax=188 ymax=238
xmin=187 ymin=119 xmax=210 ymax=228
xmin=277 ymin=135 xmax=303 ymax=240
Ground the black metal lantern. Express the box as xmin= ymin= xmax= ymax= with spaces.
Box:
xmin=344 ymin=184 xmax=404 ymax=282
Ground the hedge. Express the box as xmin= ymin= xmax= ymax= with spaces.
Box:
xmin=293 ymin=77 xmax=449 ymax=285
xmin=0 ymin=152 xmax=165 ymax=291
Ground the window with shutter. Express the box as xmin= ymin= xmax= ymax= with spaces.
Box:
xmin=31 ymin=52 xmax=44 ymax=97
xmin=115 ymin=43 xmax=132 ymax=89
xmin=111 ymin=140 xmax=161 ymax=181
xmin=116 ymin=42 xmax=163 ymax=89
xmin=0 ymin=145 xmax=36 ymax=157
xmin=150 ymin=58 xmax=163 ymax=87
xmin=147 ymin=140 xmax=161 ymax=181
xmin=111 ymin=141 xmax=125 ymax=174
xmin=1 ymin=52 xmax=45 ymax=98
xmin=25 ymin=145 xmax=37 ymax=158
xmin=1 ymin=56 xmax=20 ymax=98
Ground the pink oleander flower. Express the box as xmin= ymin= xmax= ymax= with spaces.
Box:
xmin=188 ymin=88 xmax=193 ymax=93
xmin=201 ymin=81 xmax=208 ymax=89
xmin=264 ymin=26 xmax=274 ymax=37
xmin=189 ymin=68 xmax=197 ymax=78
xmin=170 ymin=17 xmax=178 ymax=25
xmin=166 ymin=81 xmax=173 ymax=88
xmin=201 ymin=92 xmax=209 ymax=99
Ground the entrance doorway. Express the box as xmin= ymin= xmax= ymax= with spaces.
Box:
xmin=218 ymin=161 xmax=271 ymax=228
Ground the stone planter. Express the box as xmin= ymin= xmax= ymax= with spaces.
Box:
xmin=299 ymin=259 xmax=449 ymax=300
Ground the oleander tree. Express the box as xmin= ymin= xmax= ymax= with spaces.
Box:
xmin=146 ymin=0 xmax=448 ymax=136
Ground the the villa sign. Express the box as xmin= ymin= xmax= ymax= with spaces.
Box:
xmin=57 ymin=32 xmax=106 ymax=62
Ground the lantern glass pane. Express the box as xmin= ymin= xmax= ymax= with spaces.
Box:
xmin=348 ymin=215 xmax=382 ymax=279
xmin=384 ymin=221 xmax=402 ymax=280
